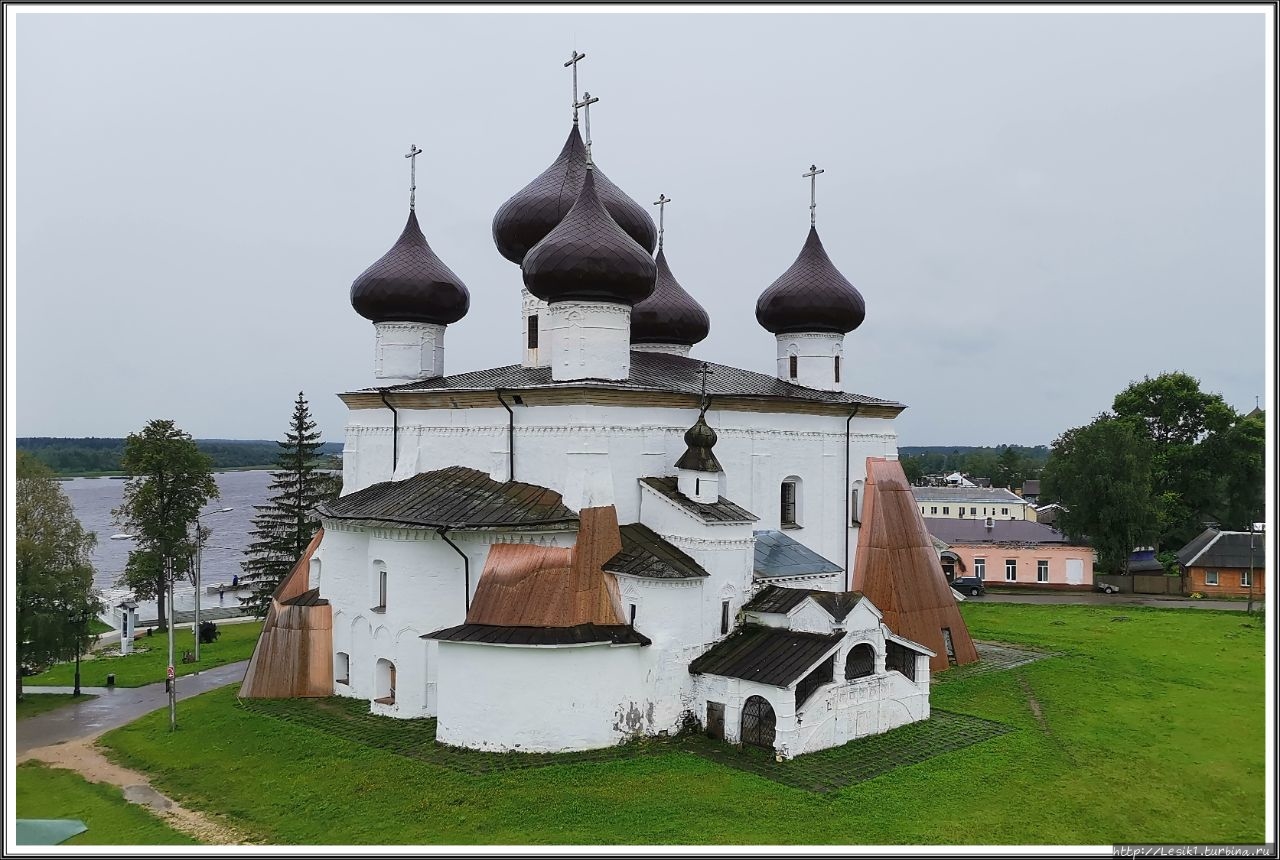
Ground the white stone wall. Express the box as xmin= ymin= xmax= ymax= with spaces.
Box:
xmin=632 ymin=343 xmax=692 ymax=357
xmin=344 ymin=402 xmax=897 ymax=582
xmin=315 ymin=522 xmax=575 ymax=717
xmin=775 ymin=332 xmax=844 ymax=392
xmin=374 ymin=321 xmax=446 ymax=385
xmin=434 ymin=641 xmax=650 ymax=752
xmin=547 ymin=301 xmax=632 ymax=382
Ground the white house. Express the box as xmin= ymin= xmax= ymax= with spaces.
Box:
xmin=243 ymin=100 xmax=971 ymax=758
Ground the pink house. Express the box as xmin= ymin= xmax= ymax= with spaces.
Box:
xmin=924 ymin=518 xmax=1095 ymax=591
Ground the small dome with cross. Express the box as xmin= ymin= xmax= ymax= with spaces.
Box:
xmin=755 ymin=226 xmax=865 ymax=335
xmin=350 ymin=210 xmax=471 ymax=325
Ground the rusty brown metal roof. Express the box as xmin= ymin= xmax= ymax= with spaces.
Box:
xmin=425 ymin=623 xmax=650 ymax=646
xmin=464 ymin=506 xmax=626 ymax=629
xmin=315 ymin=466 xmax=579 ymax=531
xmin=281 ymin=588 xmax=328 ymax=607
xmin=640 ymin=476 xmax=758 ymax=524
xmin=853 ymin=458 xmax=979 ymax=671
xmin=688 ymin=625 xmax=842 ymax=687
xmin=603 ymin=523 xmax=709 ymax=579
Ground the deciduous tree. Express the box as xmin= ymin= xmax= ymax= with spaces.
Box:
xmin=1041 ymin=416 xmax=1157 ymax=574
xmin=16 ymin=453 xmax=101 ymax=700
xmin=112 ymin=420 xmax=219 ymax=628
xmin=240 ymin=393 xmax=343 ymax=617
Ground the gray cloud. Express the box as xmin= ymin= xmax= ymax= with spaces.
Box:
xmin=15 ymin=10 xmax=1267 ymax=446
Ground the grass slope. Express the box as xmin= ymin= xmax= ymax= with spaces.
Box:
xmin=17 ymin=694 xmax=98 ymax=720
xmin=15 ymin=762 xmax=197 ymax=845
xmin=97 ymin=604 xmax=1264 ymax=846
xmin=25 ymin=621 xmax=262 ymax=688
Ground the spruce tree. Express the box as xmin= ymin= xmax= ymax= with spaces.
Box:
xmin=240 ymin=393 xmax=343 ymax=616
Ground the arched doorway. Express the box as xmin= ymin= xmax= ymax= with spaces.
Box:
xmin=740 ymin=695 xmax=776 ymax=749
xmin=374 ymin=658 xmax=396 ymax=705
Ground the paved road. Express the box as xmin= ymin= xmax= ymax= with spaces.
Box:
xmin=17 ymin=660 xmax=249 ymax=754
xmin=978 ymin=591 xmax=1255 ymax=612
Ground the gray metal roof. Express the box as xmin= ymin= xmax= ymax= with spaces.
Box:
xmin=924 ymin=517 xmax=1078 ymax=546
xmin=688 ymin=625 xmax=842 ymax=687
xmin=640 ymin=476 xmax=758 ymax=524
xmin=317 ymin=466 xmax=579 ymax=531
xmin=753 ymin=530 xmax=843 ymax=579
xmin=362 ymin=351 xmax=903 ymax=409
xmin=603 ymin=523 xmax=710 ymax=579
xmin=1177 ymin=528 xmax=1266 ymax=569
xmin=911 ymin=486 xmax=1025 ymax=504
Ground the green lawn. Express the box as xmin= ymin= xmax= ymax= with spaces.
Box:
xmin=25 ymin=621 xmax=262 ymax=688
xmin=97 ymin=604 xmax=1264 ymax=845
xmin=15 ymin=762 xmax=197 ymax=845
xmin=17 ymin=693 xmax=98 ymax=720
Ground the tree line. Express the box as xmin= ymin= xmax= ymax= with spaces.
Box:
xmin=15 ymin=393 xmax=342 ymax=697
xmin=16 ymin=437 xmax=342 ymax=475
xmin=899 ymin=445 xmax=1050 ymax=489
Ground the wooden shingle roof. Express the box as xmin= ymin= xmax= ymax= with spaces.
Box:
xmin=689 ymin=625 xmax=842 ymax=688
xmin=640 ymin=476 xmax=758 ymax=524
xmin=316 ymin=466 xmax=579 ymax=531
xmin=603 ymin=523 xmax=709 ymax=579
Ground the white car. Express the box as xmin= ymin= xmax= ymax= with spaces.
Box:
xmin=1095 ymin=582 xmax=1121 ymax=595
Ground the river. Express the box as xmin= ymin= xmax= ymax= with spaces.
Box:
xmin=62 ymin=470 xmax=275 ymax=621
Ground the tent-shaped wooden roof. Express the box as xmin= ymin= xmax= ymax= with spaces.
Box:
xmin=852 ymin=458 xmax=978 ymax=671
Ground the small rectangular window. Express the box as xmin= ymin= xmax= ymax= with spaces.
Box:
xmin=1005 ymin=559 xmax=1017 ymax=581
xmin=720 ymin=600 xmax=731 ymax=635
xmin=850 ymin=488 xmax=860 ymax=524
xmin=974 ymin=558 xmax=986 ymax=580
xmin=527 ymin=315 xmax=539 ymax=349
xmin=931 ymin=506 xmax=938 ymax=515
xmin=942 ymin=507 xmax=950 ymax=515
xmin=629 ymin=603 xmax=637 ymax=627
xmin=781 ymin=482 xmax=797 ymax=527
xmin=1241 ymin=570 xmax=1252 ymax=587
xmin=970 ymin=507 xmax=977 ymax=516
xmin=1037 ymin=559 xmax=1049 ymax=582
xmin=1205 ymin=570 xmax=1219 ymax=586
xmin=378 ymin=571 xmax=388 ymax=608
xmin=1002 ymin=507 xmax=1009 ymax=516
xmin=789 ymin=354 xmax=798 ymax=379
xmin=834 ymin=355 xmax=841 ymax=383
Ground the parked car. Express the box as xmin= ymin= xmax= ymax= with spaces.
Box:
xmin=1095 ymin=581 xmax=1121 ymax=594
xmin=951 ymin=577 xmax=986 ymax=597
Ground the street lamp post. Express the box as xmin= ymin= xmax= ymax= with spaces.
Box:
xmin=191 ymin=507 xmax=234 ymax=661
xmin=66 ymin=607 xmax=90 ymax=696
xmin=165 ymin=555 xmax=176 ymax=731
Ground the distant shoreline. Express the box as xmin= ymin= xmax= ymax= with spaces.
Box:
xmin=57 ymin=465 xmax=278 ymax=479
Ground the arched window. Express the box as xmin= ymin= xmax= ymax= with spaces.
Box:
xmin=374 ymin=658 xmax=396 ymax=704
xmin=371 ymin=560 xmax=388 ymax=610
xmin=789 ymin=354 xmax=798 ymax=379
xmin=335 ymin=651 xmax=350 ymax=685
xmin=781 ymin=476 xmax=802 ymax=528
xmin=845 ymin=643 xmax=875 ymax=680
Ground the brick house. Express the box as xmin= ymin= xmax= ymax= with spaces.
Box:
xmin=1176 ymin=527 xmax=1266 ymax=597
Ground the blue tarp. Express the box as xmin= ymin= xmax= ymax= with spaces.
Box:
xmin=15 ymin=819 xmax=87 ymax=845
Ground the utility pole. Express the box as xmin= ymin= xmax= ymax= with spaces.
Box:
xmin=166 ymin=555 xmax=176 ymax=732
xmin=1247 ymin=517 xmax=1256 ymax=615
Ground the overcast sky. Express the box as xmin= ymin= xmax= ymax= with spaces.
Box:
xmin=12 ymin=9 xmax=1270 ymax=447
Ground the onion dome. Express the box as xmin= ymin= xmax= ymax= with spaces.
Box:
xmin=630 ymin=249 xmax=711 ymax=346
xmin=492 ymin=125 xmax=657 ymax=265
xmin=350 ymin=210 xmax=470 ymax=324
xmin=521 ymin=168 xmax=657 ymax=306
xmin=675 ymin=408 xmax=722 ymax=473
xmin=755 ymin=227 xmax=865 ymax=334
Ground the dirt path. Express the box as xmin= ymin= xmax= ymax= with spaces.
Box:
xmin=19 ymin=739 xmax=256 ymax=845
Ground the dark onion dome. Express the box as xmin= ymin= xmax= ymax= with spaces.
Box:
xmin=492 ymin=124 xmax=657 ymax=265
xmin=630 ymin=249 xmax=711 ymax=346
xmin=522 ymin=168 xmax=657 ymax=306
xmin=755 ymin=226 xmax=865 ymax=335
xmin=675 ymin=408 xmax=722 ymax=472
xmin=350 ymin=210 xmax=470 ymax=325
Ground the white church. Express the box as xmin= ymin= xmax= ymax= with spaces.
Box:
xmin=241 ymin=65 xmax=975 ymax=759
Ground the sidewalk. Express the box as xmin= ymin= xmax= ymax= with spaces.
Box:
xmin=17 ymin=660 xmax=249 ymax=754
